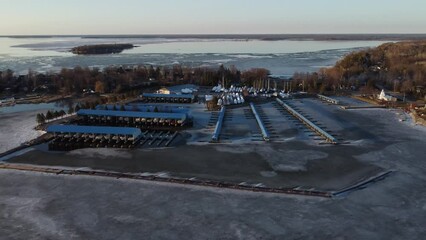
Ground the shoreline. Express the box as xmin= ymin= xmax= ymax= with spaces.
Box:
xmin=3 ymin=33 xmax=426 ymax=41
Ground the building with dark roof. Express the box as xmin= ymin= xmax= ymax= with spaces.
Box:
xmin=141 ymin=93 xmax=195 ymax=103
xmin=47 ymin=125 xmax=142 ymax=151
xmin=77 ymin=109 xmax=191 ymax=129
xmin=96 ymin=104 xmax=190 ymax=114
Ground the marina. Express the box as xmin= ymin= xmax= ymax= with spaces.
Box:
xmin=1 ymin=1 xmax=426 ymax=238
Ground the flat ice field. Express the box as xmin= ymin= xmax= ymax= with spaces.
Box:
xmin=1 ymin=96 xmax=426 ymax=239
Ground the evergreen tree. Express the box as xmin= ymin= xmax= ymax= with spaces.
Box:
xmin=46 ymin=110 xmax=53 ymax=120
xmin=67 ymin=106 xmax=74 ymax=114
xmin=36 ymin=113 xmax=45 ymax=124
xmin=40 ymin=113 xmax=45 ymax=123
xmin=74 ymin=104 xmax=81 ymax=112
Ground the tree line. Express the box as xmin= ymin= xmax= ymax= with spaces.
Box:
xmin=1 ymin=65 xmax=269 ymax=96
xmin=36 ymin=104 xmax=84 ymax=125
xmin=36 ymin=109 xmax=68 ymax=124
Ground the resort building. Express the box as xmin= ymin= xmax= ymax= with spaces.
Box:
xmin=47 ymin=125 xmax=142 ymax=151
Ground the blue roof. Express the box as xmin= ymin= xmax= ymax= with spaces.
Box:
xmin=47 ymin=125 xmax=141 ymax=136
xmin=77 ymin=109 xmax=187 ymax=120
xmin=142 ymin=93 xmax=194 ymax=99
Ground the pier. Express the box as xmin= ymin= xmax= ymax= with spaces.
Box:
xmin=317 ymin=94 xmax=340 ymax=104
xmin=211 ymin=106 xmax=226 ymax=142
xmin=249 ymin=103 xmax=270 ymax=141
xmin=276 ymin=98 xmax=338 ymax=144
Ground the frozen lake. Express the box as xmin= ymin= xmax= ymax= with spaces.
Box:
xmin=0 ymin=102 xmax=67 ymax=153
xmin=0 ymin=36 xmax=388 ymax=76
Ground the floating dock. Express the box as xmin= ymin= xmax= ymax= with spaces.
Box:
xmin=211 ymin=106 xmax=226 ymax=142
xmin=276 ymin=98 xmax=338 ymax=144
xmin=249 ymin=103 xmax=270 ymax=141
xmin=317 ymin=94 xmax=340 ymax=104
xmin=340 ymin=105 xmax=386 ymax=110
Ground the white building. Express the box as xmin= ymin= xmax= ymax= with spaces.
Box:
xmin=158 ymin=84 xmax=198 ymax=95
xmin=378 ymin=89 xmax=396 ymax=102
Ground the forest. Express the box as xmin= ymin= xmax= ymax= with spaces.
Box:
xmin=291 ymin=41 xmax=426 ymax=100
xmin=0 ymin=64 xmax=269 ymax=97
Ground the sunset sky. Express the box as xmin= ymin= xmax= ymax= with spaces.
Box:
xmin=1 ymin=0 xmax=425 ymax=35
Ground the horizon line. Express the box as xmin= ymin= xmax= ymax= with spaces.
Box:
xmin=1 ymin=33 xmax=426 ymax=37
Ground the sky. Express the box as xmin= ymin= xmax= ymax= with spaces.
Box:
xmin=1 ymin=0 xmax=425 ymax=35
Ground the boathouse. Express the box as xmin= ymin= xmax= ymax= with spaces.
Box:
xmin=141 ymin=93 xmax=195 ymax=103
xmin=47 ymin=125 xmax=142 ymax=151
xmin=77 ymin=109 xmax=191 ymax=129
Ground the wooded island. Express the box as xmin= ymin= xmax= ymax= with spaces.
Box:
xmin=71 ymin=44 xmax=134 ymax=55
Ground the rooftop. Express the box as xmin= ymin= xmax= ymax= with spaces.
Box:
xmin=164 ymin=84 xmax=199 ymax=92
xmin=142 ymin=93 xmax=194 ymax=99
xmin=96 ymin=104 xmax=190 ymax=113
xmin=77 ymin=109 xmax=187 ymax=120
xmin=47 ymin=125 xmax=142 ymax=136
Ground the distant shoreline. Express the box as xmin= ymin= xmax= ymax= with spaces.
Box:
xmin=2 ymin=34 xmax=426 ymax=41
